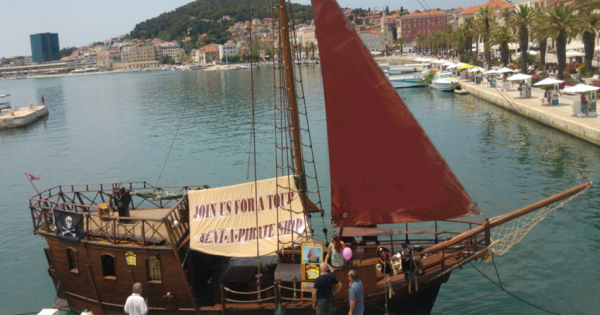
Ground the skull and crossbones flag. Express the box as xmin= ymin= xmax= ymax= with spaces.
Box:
xmin=53 ymin=209 xmax=84 ymax=241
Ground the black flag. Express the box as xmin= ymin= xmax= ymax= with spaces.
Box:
xmin=53 ymin=209 xmax=84 ymax=241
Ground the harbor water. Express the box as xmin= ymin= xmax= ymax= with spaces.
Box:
xmin=1 ymin=67 xmax=599 ymax=314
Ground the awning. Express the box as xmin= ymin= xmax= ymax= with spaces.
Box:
xmin=563 ymin=84 xmax=600 ymax=93
xmin=533 ymin=78 xmax=565 ymax=86
xmin=506 ymin=74 xmax=533 ymax=81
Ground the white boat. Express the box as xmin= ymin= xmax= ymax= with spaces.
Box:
xmin=237 ymin=64 xmax=257 ymax=70
xmin=430 ymin=72 xmax=459 ymax=91
xmin=388 ymin=69 xmax=437 ymax=88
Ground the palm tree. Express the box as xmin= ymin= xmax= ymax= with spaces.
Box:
xmin=463 ymin=19 xmax=476 ymax=57
xmin=509 ymin=5 xmax=535 ymax=74
xmin=477 ymin=7 xmax=494 ymax=69
xmin=394 ymin=37 xmax=405 ymax=56
xmin=451 ymin=29 xmax=466 ymax=56
xmin=575 ymin=0 xmax=600 ymax=74
xmin=534 ymin=3 xmax=584 ymax=79
xmin=487 ymin=26 xmax=517 ymax=67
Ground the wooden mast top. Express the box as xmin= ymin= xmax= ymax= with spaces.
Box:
xmin=276 ymin=0 xmax=307 ymax=205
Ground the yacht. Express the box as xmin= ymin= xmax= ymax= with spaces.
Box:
xmin=430 ymin=72 xmax=459 ymax=91
xmin=388 ymin=69 xmax=437 ymax=88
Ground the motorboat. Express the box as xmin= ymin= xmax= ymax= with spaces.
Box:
xmin=388 ymin=69 xmax=438 ymax=88
xmin=430 ymin=72 xmax=459 ymax=91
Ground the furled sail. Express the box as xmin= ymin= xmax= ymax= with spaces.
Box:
xmin=189 ymin=176 xmax=311 ymax=257
xmin=311 ymin=0 xmax=481 ymax=227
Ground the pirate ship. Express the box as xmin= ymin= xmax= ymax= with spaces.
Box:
xmin=30 ymin=0 xmax=591 ymax=314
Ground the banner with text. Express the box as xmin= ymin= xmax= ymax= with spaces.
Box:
xmin=189 ymin=176 xmax=311 ymax=257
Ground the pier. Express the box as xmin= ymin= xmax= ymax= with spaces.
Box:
xmin=0 ymin=105 xmax=48 ymax=129
xmin=458 ymin=80 xmax=600 ymax=147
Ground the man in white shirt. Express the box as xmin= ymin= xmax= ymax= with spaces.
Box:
xmin=124 ymin=282 xmax=148 ymax=315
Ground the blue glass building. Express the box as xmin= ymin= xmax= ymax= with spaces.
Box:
xmin=30 ymin=33 xmax=60 ymax=63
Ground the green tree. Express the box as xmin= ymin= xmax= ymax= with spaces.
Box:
xmin=394 ymin=38 xmax=405 ymax=56
xmin=575 ymin=0 xmax=600 ymax=74
xmin=477 ymin=7 xmax=494 ymax=70
xmin=162 ymin=55 xmax=175 ymax=65
xmin=509 ymin=5 xmax=535 ymax=73
xmin=534 ymin=2 xmax=584 ymax=79
xmin=487 ymin=26 xmax=516 ymax=67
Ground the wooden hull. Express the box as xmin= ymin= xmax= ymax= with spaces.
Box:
xmin=42 ymin=230 xmax=454 ymax=315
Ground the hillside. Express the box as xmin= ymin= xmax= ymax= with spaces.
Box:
xmin=129 ymin=0 xmax=313 ymax=43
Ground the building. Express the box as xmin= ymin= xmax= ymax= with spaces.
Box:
xmin=74 ymin=53 xmax=97 ymax=69
xmin=400 ymin=9 xmax=450 ymax=42
xmin=358 ymin=12 xmax=394 ymax=52
xmin=449 ymin=7 xmax=465 ymax=28
xmin=30 ymin=33 xmax=61 ymax=63
xmin=127 ymin=44 xmax=161 ymax=69
xmin=459 ymin=0 xmax=512 ymax=26
xmin=198 ymin=45 xmax=219 ymax=64
xmin=297 ymin=26 xmax=316 ymax=47
xmin=160 ymin=42 xmax=185 ymax=63
xmin=96 ymin=51 xmax=121 ymax=70
xmin=218 ymin=41 xmax=238 ymax=60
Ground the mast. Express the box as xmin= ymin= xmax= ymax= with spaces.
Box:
xmin=276 ymin=0 xmax=307 ymax=205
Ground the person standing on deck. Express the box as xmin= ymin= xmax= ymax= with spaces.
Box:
xmin=124 ymin=282 xmax=148 ymax=315
xmin=326 ymin=234 xmax=346 ymax=269
xmin=348 ymin=270 xmax=364 ymax=315
xmin=313 ymin=262 xmax=342 ymax=315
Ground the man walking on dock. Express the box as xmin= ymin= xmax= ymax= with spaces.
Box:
xmin=313 ymin=262 xmax=342 ymax=315
xmin=124 ymin=282 xmax=148 ymax=315
xmin=348 ymin=270 xmax=364 ymax=315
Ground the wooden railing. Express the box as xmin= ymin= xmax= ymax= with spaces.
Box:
xmin=28 ymin=181 xmax=209 ymax=247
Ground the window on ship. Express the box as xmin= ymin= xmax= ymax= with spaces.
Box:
xmin=66 ymin=248 xmax=78 ymax=273
xmin=101 ymin=254 xmax=116 ymax=279
xmin=147 ymin=257 xmax=162 ymax=282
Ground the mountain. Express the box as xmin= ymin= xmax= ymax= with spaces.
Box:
xmin=129 ymin=0 xmax=313 ymax=43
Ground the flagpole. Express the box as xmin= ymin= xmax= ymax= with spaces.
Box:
xmin=25 ymin=173 xmax=40 ymax=194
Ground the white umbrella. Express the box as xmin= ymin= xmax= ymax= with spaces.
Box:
xmin=468 ymin=67 xmax=484 ymax=73
xmin=497 ymin=67 xmax=515 ymax=74
xmin=563 ymin=84 xmax=600 ymax=93
xmin=415 ymin=57 xmax=424 ymax=61
xmin=456 ymin=62 xmax=468 ymax=67
xmin=486 ymin=69 xmax=499 ymax=74
xmin=566 ymin=50 xmax=585 ymax=57
xmin=432 ymin=59 xmax=447 ymax=64
xmin=446 ymin=64 xmax=459 ymax=69
xmin=421 ymin=58 xmax=433 ymax=62
xmin=533 ymin=78 xmax=565 ymax=86
xmin=506 ymin=73 xmax=533 ymax=81
xmin=527 ymin=50 xmax=538 ymax=55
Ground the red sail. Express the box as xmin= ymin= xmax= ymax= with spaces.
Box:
xmin=311 ymin=0 xmax=481 ymax=227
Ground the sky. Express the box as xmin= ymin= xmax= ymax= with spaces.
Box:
xmin=0 ymin=0 xmax=486 ymax=58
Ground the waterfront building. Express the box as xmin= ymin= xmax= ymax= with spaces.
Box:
xmin=198 ymin=44 xmax=219 ymax=64
xmin=449 ymin=7 xmax=465 ymax=28
xmin=30 ymin=33 xmax=61 ymax=63
xmin=357 ymin=12 xmax=394 ymax=53
xmin=400 ymin=9 xmax=450 ymax=42
xmin=218 ymin=41 xmax=238 ymax=60
xmin=160 ymin=42 xmax=185 ymax=63
xmin=96 ymin=51 xmax=121 ymax=70
xmin=74 ymin=53 xmax=97 ymax=69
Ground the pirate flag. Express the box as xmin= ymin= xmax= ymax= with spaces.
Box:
xmin=53 ymin=209 xmax=84 ymax=241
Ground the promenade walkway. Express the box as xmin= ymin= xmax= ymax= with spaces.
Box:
xmin=459 ymin=78 xmax=600 ymax=146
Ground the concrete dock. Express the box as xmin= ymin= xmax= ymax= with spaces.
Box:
xmin=0 ymin=105 xmax=49 ymax=129
xmin=458 ymin=79 xmax=600 ymax=146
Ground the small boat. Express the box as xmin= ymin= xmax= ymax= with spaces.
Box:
xmin=388 ymin=69 xmax=437 ymax=88
xmin=237 ymin=64 xmax=256 ymax=70
xmin=431 ymin=72 xmax=459 ymax=91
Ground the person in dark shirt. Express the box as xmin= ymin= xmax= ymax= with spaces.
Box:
xmin=312 ymin=262 xmax=342 ymax=315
